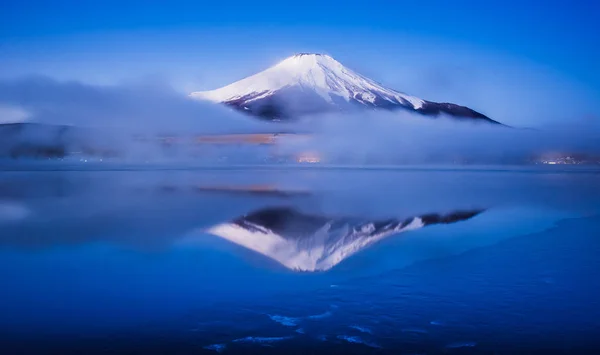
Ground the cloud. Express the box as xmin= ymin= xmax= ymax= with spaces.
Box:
xmin=0 ymin=75 xmax=599 ymax=164
xmin=283 ymin=111 xmax=600 ymax=164
xmin=0 ymin=75 xmax=268 ymax=134
xmin=0 ymin=200 xmax=30 ymax=223
xmin=0 ymin=104 xmax=29 ymax=124
xmin=0 ymin=75 xmax=294 ymax=160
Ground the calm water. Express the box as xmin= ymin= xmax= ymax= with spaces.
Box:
xmin=1 ymin=166 xmax=599 ymax=354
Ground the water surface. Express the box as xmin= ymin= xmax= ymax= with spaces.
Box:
xmin=1 ymin=166 xmax=599 ymax=354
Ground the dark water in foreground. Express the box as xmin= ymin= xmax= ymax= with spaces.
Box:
xmin=1 ymin=166 xmax=599 ymax=354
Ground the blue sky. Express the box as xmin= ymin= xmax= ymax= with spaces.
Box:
xmin=1 ymin=0 xmax=599 ymax=127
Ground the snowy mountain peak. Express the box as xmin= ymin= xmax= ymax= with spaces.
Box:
xmin=190 ymin=53 xmax=499 ymax=123
xmin=275 ymin=53 xmax=341 ymax=74
xmin=198 ymin=207 xmax=484 ymax=271
xmin=280 ymin=52 xmax=336 ymax=64
xmin=289 ymin=53 xmax=330 ymax=60
xmin=292 ymin=52 xmax=326 ymax=56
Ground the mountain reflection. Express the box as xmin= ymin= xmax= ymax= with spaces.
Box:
xmin=205 ymin=207 xmax=485 ymax=271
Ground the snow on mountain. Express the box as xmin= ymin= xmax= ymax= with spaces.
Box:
xmin=202 ymin=207 xmax=484 ymax=271
xmin=190 ymin=53 xmax=499 ymax=123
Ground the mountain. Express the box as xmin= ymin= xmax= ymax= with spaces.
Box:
xmin=204 ymin=206 xmax=484 ymax=271
xmin=190 ymin=53 xmax=500 ymax=124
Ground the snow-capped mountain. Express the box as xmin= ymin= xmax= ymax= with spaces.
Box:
xmin=204 ymin=207 xmax=484 ymax=271
xmin=190 ymin=53 xmax=499 ymax=123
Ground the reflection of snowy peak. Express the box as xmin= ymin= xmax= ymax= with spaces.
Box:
xmin=206 ymin=207 xmax=484 ymax=271
xmin=191 ymin=53 xmax=499 ymax=123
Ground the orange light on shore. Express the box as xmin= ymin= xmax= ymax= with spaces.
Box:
xmin=296 ymin=152 xmax=321 ymax=163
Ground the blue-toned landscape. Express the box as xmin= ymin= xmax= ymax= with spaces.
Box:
xmin=2 ymin=0 xmax=600 ymax=353
xmin=1 ymin=166 xmax=599 ymax=354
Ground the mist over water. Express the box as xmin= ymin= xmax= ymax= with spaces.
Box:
xmin=284 ymin=112 xmax=600 ymax=164
xmin=0 ymin=74 xmax=598 ymax=165
xmin=0 ymin=72 xmax=598 ymax=165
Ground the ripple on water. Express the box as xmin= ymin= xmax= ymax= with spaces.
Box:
xmin=349 ymin=325 xmax=373 ymax=334
xmin=337 ymin=335 xmax=381 ymax=348
xmin=401 ymin=327 xmax=429 ymax=334
xmin=267 ymin=314 xmax=299 ymax=327
xmin=203 ymin=344 xmax=226 ymax=353
xmin=446 ymin=341 xmax=477 ymax=349
xmin=267 ymin=309 xmax=333 ymax=328
xmin=307 ymin=311 xmax=332 ymax=320
xmin=233 ymin=336 xmax=294 ymax=345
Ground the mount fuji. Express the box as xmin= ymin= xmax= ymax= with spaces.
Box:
xmin=190 ymin=53 xmax=500 ymax=124
xmin=201 ymin=207 xmax=484 ymax=271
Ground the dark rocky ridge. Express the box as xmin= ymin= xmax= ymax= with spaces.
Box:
xmin=233 ymin=206 xmax=485 ymax=241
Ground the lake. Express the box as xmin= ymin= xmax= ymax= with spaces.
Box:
xmin=1 ymin=165 xmax=599 ymax=354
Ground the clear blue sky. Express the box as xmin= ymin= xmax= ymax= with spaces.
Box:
xmin=1 ymin=0 xmax=599 ymax=126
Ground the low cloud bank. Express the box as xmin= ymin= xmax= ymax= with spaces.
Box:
xmin=283 ymin=112 xmax=600 ymax=164
xmin=0 ymin=76 xmax=281 ymax=161
xmin=0 ymin=75 xmax=269 ymax=134
xmin=0 ymin=75 xmax=599 ymax=164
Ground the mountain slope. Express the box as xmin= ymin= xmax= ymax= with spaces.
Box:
xmin=204 ymin=206 xmax=484 ymax=271
xmin=191 ymin=53 xmax=500 ymax=124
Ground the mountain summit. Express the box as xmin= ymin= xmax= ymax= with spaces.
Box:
xmin=191 ymin=53 xmax=499 ymax=123
xmin=201 ymin=206 xmax=485 ymax=271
